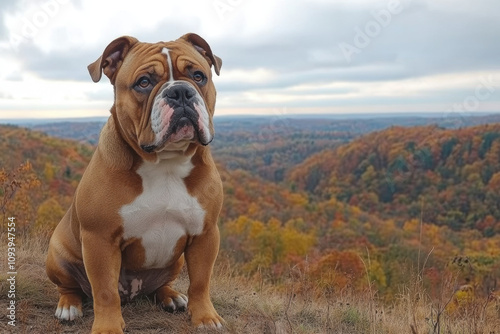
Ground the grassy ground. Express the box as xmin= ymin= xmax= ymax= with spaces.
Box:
xmin=0 ymin=232 xmax=499 ymax=333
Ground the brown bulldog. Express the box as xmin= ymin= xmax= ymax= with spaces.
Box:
xmin=46 ymin=33 xmax=223 ymax=333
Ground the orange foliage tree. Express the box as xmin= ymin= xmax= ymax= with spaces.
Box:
xmin=223 ymin=215 xmax=316 ymax=280
xmin=308 ymin=250 xmax=367 ymax=293
xmin=0 ymin=161 xmax=41 ymax=229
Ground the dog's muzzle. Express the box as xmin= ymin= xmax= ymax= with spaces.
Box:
xmin=164 ymin=84 xmax=199 ymax=134
xmin=144 ymin=81 xmax=213 ymax=153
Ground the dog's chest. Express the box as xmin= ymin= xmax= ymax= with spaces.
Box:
xmin=119 ymin=158 xmax=205 ymax=269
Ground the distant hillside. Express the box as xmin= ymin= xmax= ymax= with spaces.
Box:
xmin=0 ymin=125 xmax=93 ymax=228
xmin=212 ymin=119 xmax=355 ymax=182
xmin=0 ymin=124 xmax=92 ymax=178
xmin=31 ymin=121 xmax=105 ymax=145
xmin=23 ymin=113 xmax=500 ymax=183
xmin=24 ymin=113 xmax=500 ymax=144
xmin=288 ymin=123 xmax=500 ymax=236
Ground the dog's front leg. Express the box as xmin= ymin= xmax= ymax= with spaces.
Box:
xmin=185 ymin=225 xmax=224 ymax=328
xmin=81 ymin=230 xmax=125 ymax=334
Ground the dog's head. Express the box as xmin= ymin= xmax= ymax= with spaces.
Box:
xmin=88 ymin=33 xmax=222 ymax=160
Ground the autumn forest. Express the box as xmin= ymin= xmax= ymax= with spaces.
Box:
xmin=1 ymin=114 xmax=500 ymax=317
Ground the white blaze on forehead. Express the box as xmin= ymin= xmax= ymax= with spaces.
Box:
xmin=162 ymin=47 xmax=175 ymax=83
xmin=150 ymin=47 xmax=174 ymax=147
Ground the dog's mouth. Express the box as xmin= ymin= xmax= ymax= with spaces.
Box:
xmin=163 ymin=108 xmax=212 ymax=145
xmin=141 ymin=110 xmax=212 ymax=154
xmin=168 ymin=115 xmax=196 ymax=142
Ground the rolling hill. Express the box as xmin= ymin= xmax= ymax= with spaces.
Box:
xmin=1 ymin=117 xmax=500 ymax=332
xmin=287 ymin=123 xmax=500 ymax=236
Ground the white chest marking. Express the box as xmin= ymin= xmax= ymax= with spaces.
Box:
xmin=119 ymin=158 xmax=205 ymax=268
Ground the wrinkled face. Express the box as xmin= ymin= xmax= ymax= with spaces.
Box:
xmin=112 ymin=39 xmax=217 ymax=159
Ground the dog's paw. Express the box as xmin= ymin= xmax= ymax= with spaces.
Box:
xmin=91 ymin=324 xmax=124 ymax=334
xmin=194 ymin=313 xmax=224 ymax=330
xmin=162 ymin=293 xmax=188 ymax=313
xmin=189 ymin=301 xmax=224 ymax=329
xmin=156 ymin=286 xmax=188 ymax=313
xmin=196 ymin=318 xmax=224 ymax=330
xmin=91 ymin=313 xmax=125 ymax=334
xmin=55 ymin=293 xmax=83 ymax=321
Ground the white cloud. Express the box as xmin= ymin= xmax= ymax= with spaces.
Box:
xmin=0 ymin=0 xmax=499 ymax=119
xmin=217 ymin=68 xmax=277 ymax=84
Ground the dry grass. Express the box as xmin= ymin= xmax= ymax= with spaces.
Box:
xmin=0 ymin=232 xmax=499 ymax=334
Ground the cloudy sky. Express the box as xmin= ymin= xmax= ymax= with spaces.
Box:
xmin=0 ymin=0 xmax=499 ymax=119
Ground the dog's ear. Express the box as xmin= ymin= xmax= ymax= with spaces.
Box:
xmin=180 ymin=33 xmax=222 ymax=76
xmin=88 ymin=36 xmax=138 ymax=84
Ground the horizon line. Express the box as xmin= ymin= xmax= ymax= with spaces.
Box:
xmin=2 ymin=111 xmax=500 ymax=125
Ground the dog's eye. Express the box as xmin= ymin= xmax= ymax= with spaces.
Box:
xmin=192 ymin=71 xmax=206 ymax=83
xmin=136 ymin=77 xmax=151 ymax=89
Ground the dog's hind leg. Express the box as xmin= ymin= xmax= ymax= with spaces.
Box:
xmin=46 ymin=247 xmax=84 ymax=321
xmin=155 ymin=255 xmax=188 ymax=313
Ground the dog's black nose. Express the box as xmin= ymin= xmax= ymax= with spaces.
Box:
xmin=165 ymin=85 xmax=197 ymax=104
xmin=140 ymin=144 xmax=157 ymax=153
